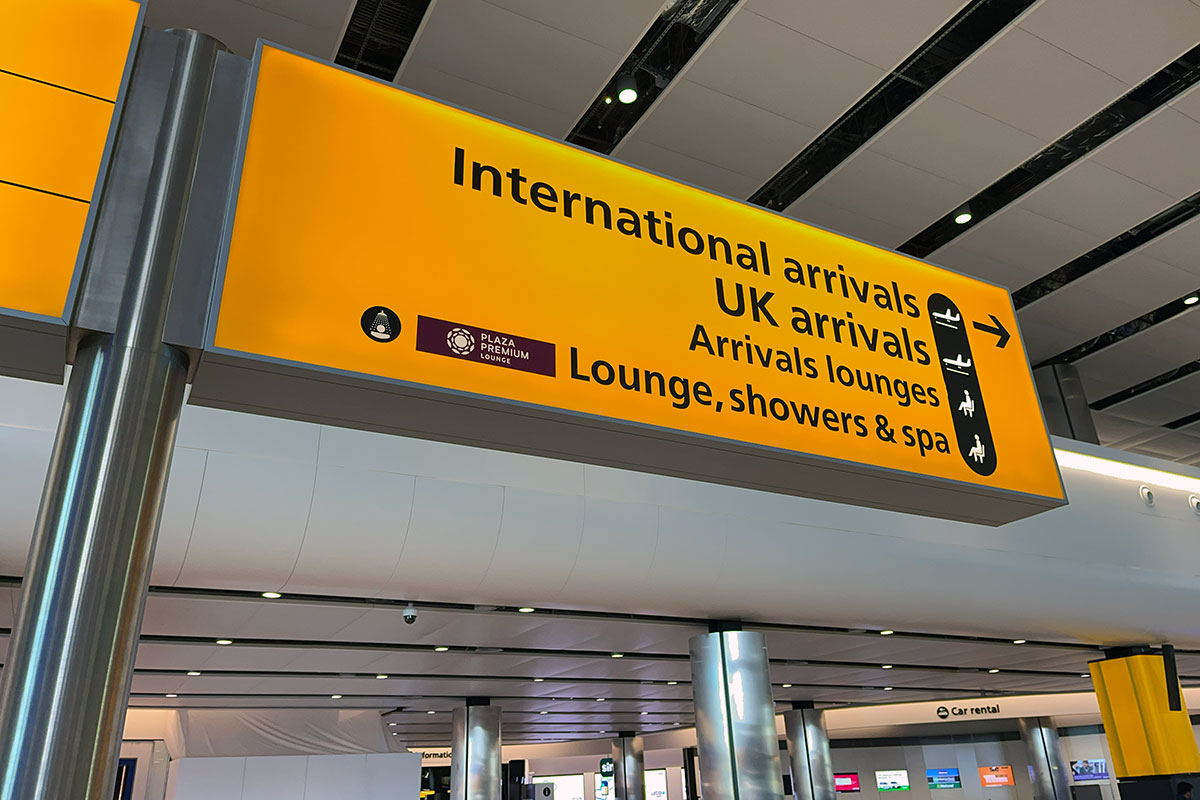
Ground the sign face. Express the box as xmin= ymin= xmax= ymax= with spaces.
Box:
xmin=978 ymin=766 xmax=1015 ymax=787
xmin=936 ymin=702 xmax=1001 ymax=720
xmin=1070 ymin=760 xmax=1108 ymax=781
xmin=875 ymin=771 xmax=910 ymax=792
xmin=834 ymin=774 xmax=861 ymax=793
xmin=0 ymin=0 xmax=139 ymax=322
xmin=599 ymin=758 xmax=614 ymax=778
xmin=203 ymin=44 xmax=1064 ymax=524
xmin=926 ymin=769 xmax=961 ymax=789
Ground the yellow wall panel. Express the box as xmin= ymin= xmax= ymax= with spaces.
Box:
xmin=1091 ymin=654 xmax=1200 ymax=778
xmin=0 ymin=0 xmax=138 ymax=100
xmin=0 ymin=71 xmax=114 ymax=200
xmin=0 ymin=182 xmax=89 ymax=318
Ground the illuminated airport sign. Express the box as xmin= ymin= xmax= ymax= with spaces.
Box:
xmin=198 ymin=44 xmax=1065 ymax=524
xmin=0 ymin=0 xmax=140 ymax=379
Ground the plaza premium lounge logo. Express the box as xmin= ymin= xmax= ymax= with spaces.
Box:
xmin=416 ymin=316 xmax=555 ymax=376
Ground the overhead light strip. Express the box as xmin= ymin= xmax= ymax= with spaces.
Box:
xmin=901 ymin=42 xmax=1200 ymax=259
xmin=1054 ymin=448 xmax=1200 ymax=494
xmin=1013 ymin=191 xmax=1200 ymax=309
xmin=335 ymin=0 xmax=434 ymax=81
xmin=566 ymin=0 xmax=739 ymax=155
xmin=749 ymin=0 xmax=1036 ymax=211
xmin=1037 ymin=288 xmax=1200 ymax=366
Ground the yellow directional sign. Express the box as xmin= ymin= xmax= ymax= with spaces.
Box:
xmin=0 ymin=0 xmax=139 ymax=321
xmin=206 ymin=45 xmax=1065 ymax=523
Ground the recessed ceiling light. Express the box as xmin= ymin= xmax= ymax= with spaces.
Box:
xmin=427 ymin=710 xmax=436 ymax=715
xmin=187 ymin=671 xmax=201 ymax=677
xmin=376 ymin=674 xmax=388 ymax=680
xmin=1081 ymin=673 xmax=1090 ymax=678
xmin=215 ymin=639 xmax=233 ymax=645
xmin=389 ymin=722 xmax=398 ymax=726
xmin=988 ymin=669 xmax=1000 ymax=674
xmin=261 ymin=591 xmax=282 ymax=599
xmin=392 ymin=732 xmax=399 ymax=736
xmin=615 ymin=74 xmax=638 ymax=104
xmin=1186 ymin=296 xmax=1200 ymax=306
xmin=879 ymin=630 xmax=894 ymax=636
xmin=882 ymin=665 xmax=893 ymax=669
xmin=165 ymin=693 xmax=177 ymax=698
xmin=533 ymin=678 xmax=545 ymax=682
xmin=954 ymin=212 xmax=973 ymax=225
xmin=518 ymin=607 xmax=536 ymax=613
xmin=331 ymin=694 xmax=343 ymax=699
xmin=1012 ymin=639 xmax=1026 ymax=645
xmin=596 ymin=698 xmax=605 ymax=702
xmin=604 ymin=97 xmax=613 ymax=105
xmin=540 ymin=711 xmax=548 ymax=715
xmin=666 ymin=681 xmax=678 ymax=686
xmin=610 ymin=653 xmax=624 ymax=658
xmin=434 ymin=646 xmax=449 ymax=652
xmin=883 ymin=687 xmax=893 ymax=691
xmin=641 ymin=711 xmax=649 ymax=715
xmin=781 ymin=683 xmax=792 ymax=688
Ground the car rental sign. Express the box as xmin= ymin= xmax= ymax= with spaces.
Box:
xmin=195 ymin=44 xmax=1065 ymax=525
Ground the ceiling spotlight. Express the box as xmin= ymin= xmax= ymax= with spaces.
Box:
xmin=604 ymin=96 xmax=613 ymax=105
xmin=781 ymin=683 xmax=793 ymax=688
xmin=518 ymin=607 xmax=536 ymax=613
xmin=187 ymin=671 xmax=201 ymax=677
xmin=165 ymin=693 xmax=177 ymax=698
xmin=434 ymin=646 xmax=449 ymax=652
xmin=666 ymin=681 xmax=678 ymax=686
xmin=988 ymin=669 xmax=1000 ymax=674
xmin=331 ymin=694 xmax=342 ymax=699
xmin=261 ymin=591 xmax=282 ymax=599
xmin=389 ymin=722 xmax=398 ymax=727
xmin=879 ymin=630 xmax=894 ymax=636
xmin=615 ymin=74 xmax=638 ymax=104
xmin=641 ymin=711 xmax=649 ymax=715
xmin=533 ymin=678 xmax=545 ymax=682
xmin=427 ymin=710 xmax=436 ymax=715
xmin=883 ymin=687 xmax=893 ymax=691
xmin=376 ymin=674 xmax=389 ymax=680
xmin=540 ymin=711 xmax=548 ymax=715
xmin=392 ymin=732 xmax=399 ymax=736
xmin=596 ymin=698 xmax=605 ymax=702
xmin=611 ymin=653 xmax=624 ymax=658
xmin=1081 ymin=673 xmax=1090 ymax=678
xmin=1012 ymin=639 xmax=1026 ymax=645
xmin=215 ymin=639 xmax=233 ymax=646
xmin=1186 ymin=296 xmax=1200 ymax=306
xmin=882 ymin=665 xmax=893 ymax=669
xmin=953 ymin=204 xmax=973 ymax=225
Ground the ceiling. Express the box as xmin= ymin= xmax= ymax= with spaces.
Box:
xmin=46 ymin=0 xmax=1197 ymax=743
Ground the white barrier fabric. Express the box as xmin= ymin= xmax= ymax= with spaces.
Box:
xmin=166 ymin=752 xmax=421 ymax=800
xmin=172 ymin=709 xmax=387 ymax=757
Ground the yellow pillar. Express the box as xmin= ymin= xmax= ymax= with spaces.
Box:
xmin=1091 ymin=653 xmax=1200 ymax=778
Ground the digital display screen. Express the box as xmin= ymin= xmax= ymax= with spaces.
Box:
xmin=835 ymin=774 xmax=861 ymax=793
xmin=876 ymin=770 xmax=911 ymax=792
xmin=979 ymin=766 xmax=1015 ymax=787
xmin=1071 ymin=760 xmax=1109 ymax=781
xmin=927 ymin=769 xmax=961 ymax=789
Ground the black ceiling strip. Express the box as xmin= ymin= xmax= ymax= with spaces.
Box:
xmin=565 ymin=0 xmax=739 ymax=155
xmin=1166 ymin=409 xmax=1200 ymax=430
xmin=1037 ymin=290 xmax=1200 ymax=366
xmin=748 ymin=0 xmax=1035 ymax=211
xmin=335 ymin=0 xmax=433 ymax=81
xmin=1013 ymin=191 xmax=1200 ymax=308
xmin=901 ymin=43 xmax=1200 ymax=259
xmin=1090 ymin=360 xmax=1200 ymax=411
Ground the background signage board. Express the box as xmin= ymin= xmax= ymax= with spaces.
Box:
xmin=979 ymin=766 xmax=1015 ymax=787
xmin=834 ymin=774 xmax=861 ymax=793
xmin=0 ymin=0 xmax=140 ymax=381
xmin=1070 ymin=760 xmax=1108 ymax=781
xmin=195 ymin=44 xmax=1065 ymax=525
xmin=875 ymin=770 xmax=910 ymax=792
xmin=926 ymin=769 xmax=961 ymax=789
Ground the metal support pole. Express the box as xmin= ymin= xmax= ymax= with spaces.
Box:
xmin=1019 ymin=717 xmax=1070 ymax=800
xmin=0 ymin=29 xmax=221 ymax=800
xmin=689 ymin=627 xmax=784 ymax=800
xmin=451 ymin=701 xmax=502 ymax=800
xmin=612 ymin=734 xmax=646 ymax=800
xmin=783 ymin=704 xmax=835 ymax=800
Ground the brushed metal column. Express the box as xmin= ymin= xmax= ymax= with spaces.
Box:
xmin=1019 ymin=717 xmax=1070 ymax=800
xmin=613 ymin=734 xmax=646 ymax=800
xmin=452 ymin=703 xmax=503 ymax=800
xmin=690 ymin=629 xmax=784 ymax=800
xmin=0 ymin=30 xmax=221 ymax=800
xmin=784 ymin=705 xmax=835 ymax=800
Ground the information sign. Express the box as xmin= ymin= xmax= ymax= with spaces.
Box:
xmin=198 ymin=44 xmax=1066 ymax=524
xmin=979 ymin=766 xmax=1015 ymax=787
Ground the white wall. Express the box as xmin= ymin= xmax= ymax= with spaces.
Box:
xmin=165 ymin=752 xmax=421 ymax=800
xmin=825 ymin=739 xmax=1033 ymax=800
